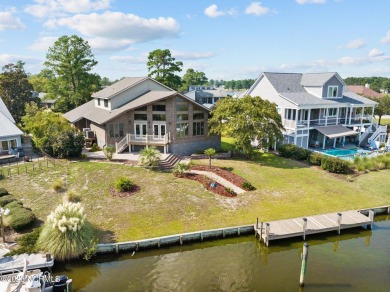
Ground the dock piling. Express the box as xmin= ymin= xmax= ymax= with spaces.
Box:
xmin=337 ymin=213 xmax=342 ymax=234
xmin=302 ymin=218 xmax=307 ymax=240
xmin=260 ymin=222 xmax=263 ymax=242
xmin=265 ymin=223 xmax=270 ymax=246
xmin=368 ymin=210 xmax=375 ymax=229
xmin=299 ymin=243 xmax=309 ymax=286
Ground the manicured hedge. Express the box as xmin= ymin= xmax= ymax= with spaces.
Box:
xmin=278 ymin=144 xmax=311 ymax=161
xmin=320 ymin=156 xmax=350 ymax=174
xmin=0 ymin=195 xmax=15 ymax=207
xmin=4 ymin=202 xmax=36 ymax=231
xmin=309 ymin=152 xmax=324 ymax=166
xmin=0 ymin=188 xmax=9 ymax=197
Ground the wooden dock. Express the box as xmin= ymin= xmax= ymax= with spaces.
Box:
xmin=255 ymin=210 xmax=375 ymax=246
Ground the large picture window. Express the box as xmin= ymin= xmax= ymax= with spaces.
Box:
xmin=193 ymin=122 xmax=204 ymax=136
xmin=193 ymin=113 xmax=204 ymax=120
xmin=109 ymin=123 xmax=124 ymax=138
xmin=176 ymin=123 xmax=188 ymax=138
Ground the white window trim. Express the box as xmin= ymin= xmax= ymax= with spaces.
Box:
xmin=327 ymin=86 xmax=338 ymax=98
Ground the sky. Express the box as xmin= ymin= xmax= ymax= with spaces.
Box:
xmin=0 ymin=0 xmax=390 ymax=81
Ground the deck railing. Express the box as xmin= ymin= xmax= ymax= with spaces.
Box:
xmin=285 ymin=115 xmax=373 ymax=129
xmin=116 ymin=134 xmax=170 ymax=153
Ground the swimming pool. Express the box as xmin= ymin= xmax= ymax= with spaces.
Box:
xmin=323 ymin=148 xmax=357 ymax=156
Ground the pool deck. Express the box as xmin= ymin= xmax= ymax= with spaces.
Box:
xmin=255 ymin=210 xmax=375 ymax=246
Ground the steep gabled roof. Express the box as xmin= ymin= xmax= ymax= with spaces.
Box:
xmin=0 ymin=97 xmax=23 ymax=138
xmin=0 ymin=97 xmax=15 ymax=123
xmin=92 ymin=77 xmax=148 ymax=99
xmin=300 ymin=72 xmax=343 ymax=86
xmin=264 ymin=72 xmax=305 ymax=93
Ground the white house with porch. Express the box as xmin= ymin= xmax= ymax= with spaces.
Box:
xmin=0 ymin=97 xmax=23 ymax=155
xmin=246 ymin=72 xmax=388 ymax=149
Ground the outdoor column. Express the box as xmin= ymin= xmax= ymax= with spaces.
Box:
xmin=336 ymin=107 xmax=340 ymax=125
xmin=349 ymin=107 xmax=353 ymax=125
xmin=333 ymin=139 xmax=336 ymax=148
xmin=361 ymin=107 xmax=365 ymax=122
xmin=371 ymin=107 xmax=375 ymax=123
xmin=294 ymin=109 xmax=298 ymax=145
xmin=307 ymin=109 xmax=311 ymax=127
xmin=322 ymin=135 xmax=326 ymax=149
xmin=325 ymin=108 xmax=328 ymax=126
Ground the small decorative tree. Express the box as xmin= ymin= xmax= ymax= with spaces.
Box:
xmin=204 ymin=148 xmax=216 ymax=169
xmin=139 ymin=146 xmax=161 ymax=169
xmin=173 ymin=162 xmax=189 ymax=177
xmin=103 ymin=146 xmax=115 ymax=160
xmin=37 ymin=202 xmax=95 ymax=261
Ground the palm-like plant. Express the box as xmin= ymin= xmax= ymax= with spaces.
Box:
xmin=204 ymin=148 xmax=216 ymax=169
xmin=139 ymin=146 xmax=161 ymax=169
xmin=173 ymin=162 xmax=189 ymax=177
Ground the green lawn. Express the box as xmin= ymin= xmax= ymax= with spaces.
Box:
xmin=374 ymin=117 xmax=390 ymax=125
xmin=0 ymin=155 xmax=389 ymax=243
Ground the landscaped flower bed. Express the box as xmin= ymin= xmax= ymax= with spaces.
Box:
xmin=182 ymin=173 xmax=236 ymax=197
xmin=190 ymin=165 xmax=255 ymax=191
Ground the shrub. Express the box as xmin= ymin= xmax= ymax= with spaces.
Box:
xmin=64 ymin=191 xmax=81 ymax=203
xmin=225 ymin=187 xmax=236 ymax=195
xmin=278 ymin=144 xmax=311 ymax=161
xmin=80 ymin=153 xmax=88 ymax=160
xmin=309 ymin=152 xmax=323 ymax=166
xmin=104 ymin=146 xmax=116 ymax=160
xmin=4 ymin=200 xmax=23 ymax=209
xmin=278 ymin=144 xmax=297 ymax=158
xmin=52 ymin=179 xmax=65 ymax=192
xmin=204 ymin=148 xmax=216 ymax=169
xmin=321 ymin=156 xmax=350 ymax=174
xmin=4 ymin=204 xmax=36 ymax=231
xmin=5 ymin=228 xmax=41 ymax=256
xmin=139 ymin=146 xmax=161 ymax=168
xmin=0 ymin=173 xmax=4 ymax=180
xmin=173 ymin=163 xmax=189 ymax=177
xmin=37 ymin=202 xmax=95 ymax=261
xmin=89 ymin=143 xmax=101 ymax=152
xmin=0 ymin=188 xmax=9 ymax=197
xmin=0 ymin=195 xmax=15 ymax=207
xmin=52 ymin=130 xmax=85 ymax=158
xmin=242 ymin=181 xmax=255 ymax=191
xmin=115 ymin=177 xmax=135 ymax=192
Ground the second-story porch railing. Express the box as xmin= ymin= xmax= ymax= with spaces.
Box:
xmin=284 ymin=115 xmax=373 ymax=129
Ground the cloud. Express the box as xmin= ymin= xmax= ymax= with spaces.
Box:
xmin=171 ymin=50 xmax=215 ymax=60
xmin=337 ymin=56 xmax=365 ymax=66
xmin=245 ymin=2 xmax=270 ymax=16
xmin=368 ymin=48 xmax=385 ymax=58
xmin=0 ymin=54 xmax=41 ymax=65
xmin=28 ymin=36 xmax=58 ymax=51
xmin=109 ymin=55 xmax=146 ymax=64
xmin=338 ymin=38 xmax=366 ymax=49
xmin=296 ymin=0 xmax=326 ymax=4
xmin=204 ymin=4 xmax=237 ymax=18
xmin=45 ymin=12 xmax=180 ymax=50
xmin=0 ymin=9 xmax=26 ymax=31
xmin=380 ymin=31 xmax=390 ymax=44
xmin=25 ymin=0 xmax=111 ymax=18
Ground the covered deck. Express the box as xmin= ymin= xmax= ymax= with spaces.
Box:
xmin=310 ymin=125 xmax=358 ymax=150
xmin=116 ymin=133 xmax=171 ymax=154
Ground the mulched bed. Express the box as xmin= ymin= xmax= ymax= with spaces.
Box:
xmin=190 ymin=165 xmax=248 ymax=190
xmin=179 ymin=173 xmax=237 ymax=197
xmin=109 ymin=185 xmax=141 ymax=198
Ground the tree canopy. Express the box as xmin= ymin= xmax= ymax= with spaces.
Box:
xmin=22 ymin=102 xmax=84 ymax=158
xmin=208 ymin=96 xmax=284 ymax=155
xmin=374 ymin=95 xmax=390 ymax=125
xmin=44 ymin=35 xmax=100 ymax=112
xmin=0 ymin=62 xmax=38 ymax=123
xmin=344 ymin=77 xmax=390 ymax=93
xmin=179 ymin=68 xmax=208 ymax=92
xmin=147 ymin=49 xmax=183 ymax=90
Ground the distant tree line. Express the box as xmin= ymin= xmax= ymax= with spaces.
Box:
xmin=209 ymin=79 xmax=255 ymax=90
xmin=344 ymin=77 xmax=390 ymax=94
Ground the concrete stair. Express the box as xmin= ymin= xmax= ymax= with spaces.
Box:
xmin=159 ymin=154 xmax=182 ymax=170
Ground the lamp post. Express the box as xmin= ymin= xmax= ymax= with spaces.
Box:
xmin=0 ymin=207 xmax=10 ymax=243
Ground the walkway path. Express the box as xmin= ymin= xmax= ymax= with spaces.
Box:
xmin=186 ymin=169 xmax=246 ymax=194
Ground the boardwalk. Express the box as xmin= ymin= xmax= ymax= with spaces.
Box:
xmin=255 ymin=210 xmax=374 ymax=246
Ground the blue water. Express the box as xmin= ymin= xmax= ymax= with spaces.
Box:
xmin=54 ymin=215 xmax=390 ymax=291
xmin=323 ymin=148 xmax=357 ymax=157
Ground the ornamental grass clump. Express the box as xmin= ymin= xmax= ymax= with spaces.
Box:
xmin=37 ymin=202 xmax=95 ymax=261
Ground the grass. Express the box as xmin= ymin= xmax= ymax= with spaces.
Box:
xmin=0 ymin=154 xmax=389 ymax=243
xmin=221 ymin=136 xmax=236 ymax=151
xmin=374 ymin=117 xmax=390 ymax=125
